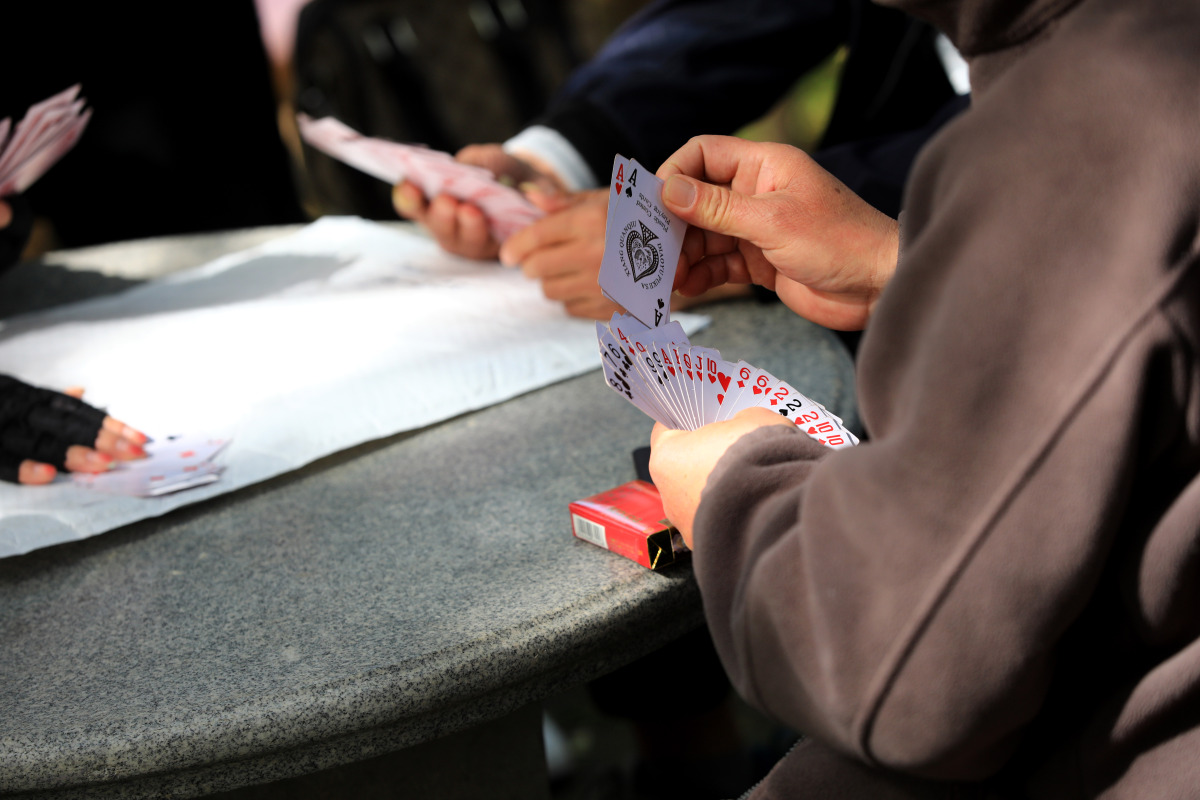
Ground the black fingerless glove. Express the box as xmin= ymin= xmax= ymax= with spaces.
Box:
xmin=0 ymin=375 xmax=106 ymax=483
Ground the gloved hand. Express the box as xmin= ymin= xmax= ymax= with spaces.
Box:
xmin=0 ymin=375 xmax=146 ymax=484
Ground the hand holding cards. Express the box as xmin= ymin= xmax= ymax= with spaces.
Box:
xmin=297 ymin=114 xmax=543 ymax=241
xmin=596 ymin=155 xmax=857 ymax=449
xmin=0 ymin=85 xmax=91 ymax=197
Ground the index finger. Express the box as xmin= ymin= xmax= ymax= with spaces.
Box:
xmin=102 ymin=415 xmax=148 ymax=445
xmin=499 ymin=204 xmax=593 ymax=267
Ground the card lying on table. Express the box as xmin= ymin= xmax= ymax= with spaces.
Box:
xmin=594 ymin=155 xmax=858 ymax=449
xmin=0 ymin=85 xmax=91 ymax=197
xmin=297 ymin=114 xmax=543 ymax=241
xmin=71 ymin=433 xmax=230 ymax=497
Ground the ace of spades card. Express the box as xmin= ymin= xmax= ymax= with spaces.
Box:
xmin=599 ymin=156 xmax=684 ymax=329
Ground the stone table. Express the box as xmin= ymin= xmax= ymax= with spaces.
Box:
xmin=0 ymin=225 xmax=859 ymax=799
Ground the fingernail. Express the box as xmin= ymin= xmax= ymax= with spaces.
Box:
xmin=663 ymin=176 xmax=696 ymax=209
xmin=392 ymin=185 xmax=416 ymax=217
xmin=117 ymin=439 xmax=146 ymax=459
xmin=498 ymin=246 xmax=516 ymax=267
xmin=85 ymin=450 xmax=113 ymax=469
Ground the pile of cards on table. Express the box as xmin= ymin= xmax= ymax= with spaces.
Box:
xmin=0 ymin=85 xmax=91 ymax=197
xmin=296 ymin=114 xmax=542 ymax=241
xmin=72 ymin=433 xmax=230 ymax=497
xmin=596 ymin=155 xmax=857 ymax=450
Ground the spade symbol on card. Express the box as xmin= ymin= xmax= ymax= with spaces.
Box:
xmin=626 ymin=221 xmax=661 ymax=282
xmin=625 ymin=187 xmax=632 ymax=197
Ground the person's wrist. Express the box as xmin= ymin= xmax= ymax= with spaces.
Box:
xmin=868 ymin=219 xmax=897 ymax=303
xmin=866 ymin=216 xmax=900 ymax=317
xmin=504 ymin=149 xmax=568 ymax=195
xmin=502 ymin=125 xmax=599 ymax=191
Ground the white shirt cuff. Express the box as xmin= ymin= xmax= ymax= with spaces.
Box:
xmin=503 ymin=125 xmax=600 ymax=191
xmin=935 ymin=34 xmax=971 ymax=95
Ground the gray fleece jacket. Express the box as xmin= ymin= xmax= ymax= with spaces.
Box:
xmin=692 ymin=1 xmax=1200 ymax=797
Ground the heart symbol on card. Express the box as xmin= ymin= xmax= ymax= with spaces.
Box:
xmin=808 ymin=426 xmax=818 ymax=434
xmin=718 ymin=373 xmax=731 ymax=391
xmin=717 ymin=393 xmax=725 ymax=404
xmin=752 ymin=385 xmax=762 ymax=394
xmin=615 ymin=182 xmax=623 ymax=195
xmin=667 ymin=365 xmax=676 ymax=376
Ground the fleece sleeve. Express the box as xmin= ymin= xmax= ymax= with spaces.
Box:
xmin=690 ymin=27 xmax=1200 ymax=781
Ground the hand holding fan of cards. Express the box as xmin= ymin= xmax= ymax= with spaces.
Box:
xmin=296 ymin=114 xmax=543 ymax=242
xmin=0 ymin=85 xmax=91 ymax=198
xmin=596 ymin=156 xmax=857 ymax=449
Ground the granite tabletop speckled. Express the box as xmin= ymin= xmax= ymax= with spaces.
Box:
xmin=0 ymin=225 xmax=859 ymax=798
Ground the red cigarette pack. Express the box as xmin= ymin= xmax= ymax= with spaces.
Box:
xmin=569 ymin=480 xmax=689 ymax=570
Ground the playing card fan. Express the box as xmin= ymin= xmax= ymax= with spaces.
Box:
xmin=297 ymin=114 xmax=543 ymax=241
xmin=595 ymin=156 xmax=857 ymax=450
xmin=0 ymin=85 xmax=91 ymax=198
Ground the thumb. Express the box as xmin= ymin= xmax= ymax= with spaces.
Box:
xmin=661 ymin=175 xmax=763 ymax=242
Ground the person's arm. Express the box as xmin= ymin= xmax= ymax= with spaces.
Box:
xmin=394 ymin=0 xmax=849 ymax=260
xmin=650 ymin=80 xmax=1199 ymax=779
xmin=540 ymin=0 xmax=849 ymax=179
